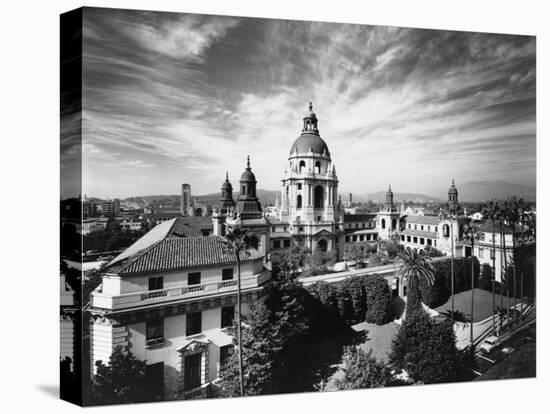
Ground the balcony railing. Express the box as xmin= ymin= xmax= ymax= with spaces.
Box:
xmin=91 ymin=271 xmax=270 ymax=311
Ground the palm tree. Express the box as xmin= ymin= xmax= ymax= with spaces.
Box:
xmin=222 ymin=225 xmax=259 ymax=397
xmin=507 ymin=196 xmax=523 ymax=322
xmin=497 ymin=201 xmax=510 ymax=324
xmin=397 ymin=247 xmax=435 ymax=317
xmin=439 ymin=207 xmax=456 ymax=323
xmin=482 ymin=199 xmax=499 ymax=335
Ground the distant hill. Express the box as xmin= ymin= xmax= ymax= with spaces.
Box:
xmin=458 ymin=181 xmax=536 ymax=202
xmin=125 ymin=189 xmax=280 ymax=207
xmin=355 ymin=191 xmax=443 ymax=203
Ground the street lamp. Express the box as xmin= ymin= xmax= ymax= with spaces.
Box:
xmin=463 ymin=223 xmax=478 ymax=348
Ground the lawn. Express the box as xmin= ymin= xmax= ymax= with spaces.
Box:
xmin=435 ymin=288 xmax=507 ymax=323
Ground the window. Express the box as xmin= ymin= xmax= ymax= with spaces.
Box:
xmin=362 ymin=223 xmax=366 ymax=228
xmin=345 ymin=236 xmax=350 ymax=242
xmin=296 ymin=195 xmax=302 ymax=209
xmin=222 ymin=268 xmax=233 ymax=280
xmin=413 ymin=237 xmax=418 ymax=244
xmin=420 ymin=238 xmax=425 ymax=245
xmin=272 ymin=226 xmax=276 ymax=232
xmin=220 ymin=345 xmax=233 ymax=367
xmin=184 ymin=353 xmax=202 ymax=391
xmin=314 ymin=186 xmax=324 ymax=209
xmin=381 ymin=219 xmax=386 ymax=229
xmin=188 ymin=272 xmax=201 ymax=285
xmin=186 ymin=312 xmax=202 ymax=336
xmin=427 ymin=239 xmax=433 ymax=246
xmin=427 ymin=226 xmax=431 ymax=231
xmin=315 ymin=161 xmax=321 ymax=174
xmin=273 ymin=240 xmax=281 ymax=249
xmin=299 ymin=226 xmax=304 ymax=231
xmin=360 ymin=235 xmax=364 ymax=241
xmin=421 ymin=225 xmax=424 ymax=230
xmin=414 ymin=225 xmax=417 ymax=230
xmin=297 ymin=183 xmax=302 ymax=190
xmin=355 ymin=223 xmax=359 ymax=228
xmin=146 ymin=319 xmax=164 ymax=345
xmin=443 ymin=224 xmax=450 ymax=238
xmin=401 ymin=235 xmax=405 ymax=241
xmin=407 ymin=236 xmax=411 ymax=242
xmin=408 ymin=224 xmax=411 ymax=229
xmin=352 ymin=235 xmax=357 ymax=242
xmin=317 ymin=216 xmax=321 ymax=222
xmin=221 ymin=306 xmax=235 ymax=328
xmin=148 ymin=276 xmax=163 ymax=291
xmin=283 ymin=240 xmax=291 ymax=248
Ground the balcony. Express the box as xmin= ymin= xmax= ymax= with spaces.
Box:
xmin=91 ymin=271 xmax=270 ymax=311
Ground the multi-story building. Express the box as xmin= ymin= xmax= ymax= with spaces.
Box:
xmin=342 ymin=213 xmax=378 ymax=253
xmin=473 ymin=221 xmax=535 ymax=281
xmin=102 ymin=199 xmax=120 ymax=217
xmin=89 ymin=221 xmax=271 ymax=400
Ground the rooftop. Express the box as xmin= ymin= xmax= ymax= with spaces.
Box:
xmin=106 ymin=235 xmax=263 ymax=275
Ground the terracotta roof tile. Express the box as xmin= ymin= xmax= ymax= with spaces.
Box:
xmin=106 ymin=236 xmax=262 ymax=275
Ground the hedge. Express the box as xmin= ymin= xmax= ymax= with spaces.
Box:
xmin=306 ymin=275 xmax=393 ymax=326
xmin=420 ymin=256 xmax=480 ymax=308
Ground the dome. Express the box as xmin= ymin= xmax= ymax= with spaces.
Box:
xmin=240 ymin=155 xmax=257 ymax=182
xmin=221 ymin=172 xmax=232 ymax=190
xmin=240 ymin=169 xmax=256 ymax=182
xmin=448 ymin=179 xmax=458 ymax=194
xmin=290 ymin=132 xmax=330 ymax=156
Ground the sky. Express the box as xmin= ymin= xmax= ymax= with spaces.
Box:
xmin=62 ymin=7 xmax=536 ymax=199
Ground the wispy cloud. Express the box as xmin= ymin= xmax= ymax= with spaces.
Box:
xmin=78 ymin=8 xmax=536 ymax=199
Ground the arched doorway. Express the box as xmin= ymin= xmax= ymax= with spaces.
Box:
xmin=314 ymin=186 xmax=324 ymax=209
xmin=299 ymin=160 xmax=306 ymax=173
xmin=296 ymin=194 xmax=302 ymax=209
xmin=381 ymin=218 xmax=386 ymax=229
xmin=317 ymin=239 xmax=328 ymax=253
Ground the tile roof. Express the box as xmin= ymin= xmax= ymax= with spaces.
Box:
xmin=403 ymin=215 xmax=440 ymax=225
xmin=344 ymin=214 xmax=377 ymax=222
xmin=106 ymin=236 xmax=263 ymax=275
xmin=401 ymin=228 xmax=438 ymax=239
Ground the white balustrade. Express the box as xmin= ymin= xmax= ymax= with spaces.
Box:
xmin=92 ymin=272 xmax=270 ymax=310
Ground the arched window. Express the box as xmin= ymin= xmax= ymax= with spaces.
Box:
xmin=315 ymin=161 xmax=321 ymax=174
xmin=299 ymin=160 xmax=306 ymax=172
xmin=381 ymin=219 xmax=386 ymax=229
xmin=296 ymin=194 xmax=302 ymax=209
xmin=443 ymin=224 xmax=450 ymax=238
xmin=314 ymin=186 xmax=324 ymax=209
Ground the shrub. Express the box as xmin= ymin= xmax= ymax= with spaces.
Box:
xmin=420 ymin=256 xmax=480 ymax=308
xmin=336 ymin=347 xmax=390 ymax=389
xmin=307 ymin=275 xmax=393 ymax=326
xmin=364 ymin=277 xmax=393 ymax=325
xmin=389 ymin=308 xmax=458 ymax=383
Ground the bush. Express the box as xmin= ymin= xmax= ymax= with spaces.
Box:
xmin=420 ymin=256 xmax=480 ymax=308
xmin=364 ymin=277 xmax=393 ymax=325
xmin=336 ymin=347 xmax=390 ymax=389
xmin=389 ymin=308 xmax=458 ymax=384
xmin=307 ymin=275 xmax=393 ymax=326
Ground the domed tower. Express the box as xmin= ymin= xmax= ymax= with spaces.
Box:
xmin=235 ymin=156 xmax=263 ymax=220
xmin=377 ymin=184 xmax=400 ymax=241
xmin=385 ymin=184 xmax=394 ymax=209
xmin=220 ymin=172 xmax=235 ymax=211
xmin=448 ymin=179 xmax=459 ymax=213
xmin=279 ymin=103 xmax=342 ymax=258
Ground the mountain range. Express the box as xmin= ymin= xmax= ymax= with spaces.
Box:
xmin=123 ymin=180 xmax=535 ymax=206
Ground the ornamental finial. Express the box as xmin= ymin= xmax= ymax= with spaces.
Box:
xmin=247 ymin=155 xmax=250 ymax=169
xmin=309 ymin=102 xmax=313 ymax=111
xmin=225 ymin=171 xmax=229 ymax=181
